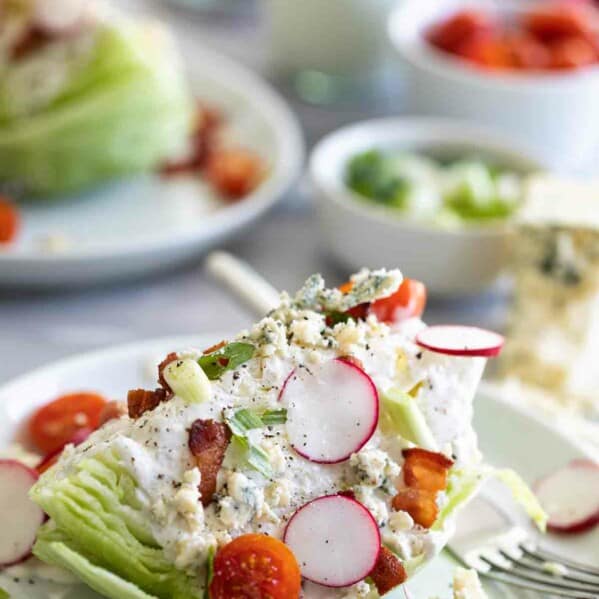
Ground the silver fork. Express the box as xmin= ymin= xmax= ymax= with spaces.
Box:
xmin=447 ymin=495 xmax=599 ymax=598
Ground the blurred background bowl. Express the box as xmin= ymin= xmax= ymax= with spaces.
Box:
xmin=388 ymin=0 xmax=599 ymax=171
xmin=311 ymin=117 xmax=547 ymax=296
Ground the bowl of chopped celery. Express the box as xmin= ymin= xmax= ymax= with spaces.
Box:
xmin=311 ymin=117 xmax=547 ymax=296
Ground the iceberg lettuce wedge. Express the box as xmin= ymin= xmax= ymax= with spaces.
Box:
xmin=30 ymin=449 xmax=202 ymax=599
xmin=0 ymin=22 xmax=192 ymax=197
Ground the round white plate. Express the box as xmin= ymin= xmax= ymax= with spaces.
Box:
xmin=0 ymin=335 xmax=596 ymax=598
xmin=0 ymin=46 xmax=304 ymax=288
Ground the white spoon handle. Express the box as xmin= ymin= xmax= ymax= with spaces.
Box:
xmin=205 ymin=251 xmax=280 ymax=317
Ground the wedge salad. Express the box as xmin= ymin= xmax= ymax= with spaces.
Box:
xmin=0 ymin=269 xmax=545 ymax=598
xmin=0 ymin=0 xmax=192 ymax=196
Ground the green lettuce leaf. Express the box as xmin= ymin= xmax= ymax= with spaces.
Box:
xmin=30 ymin=449 xmax=202 ymax=599
xmin=0 ymin=23 xmax=192 ymax=197
xmin=434 ymin=466 xmax=547 ymax=532
xmin=379 ymin=388 xmax=438 ymax=451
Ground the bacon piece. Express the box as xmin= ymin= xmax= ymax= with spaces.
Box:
xmin=203 ymin=340 xmax=227 ymax=355
xmin=204 ymin=147 xmax=264 ymax=200
xmin=160 ymin=103 xmax=223 ymax=177
xmin=127 ymin=388 xmax=168 ymax=419
xmin=12 ymin=27 xmax=52 ymax=60
xmin=392 ymin=488 xmax=438 ymax=529
xmin=98 ymin=401 xmax=127 ymax=426
xmin=188 ymin=419 xmax=232 ymax=506
xmin=369 ymin=547 xmax=407 ymax=595
xmin=158 ymin=352 xmax=179 ymax=392
xmin=402 ymin=448 xmax=454 ymax=493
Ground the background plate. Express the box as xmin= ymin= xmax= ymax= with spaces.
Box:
xmin=0 ymin=46 xmax=304 ymax=288
xmin=0 ymin=336 xmax=596 ymax=598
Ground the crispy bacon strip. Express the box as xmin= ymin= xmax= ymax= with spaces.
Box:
xmin=402 ymin=448 xmax=454 ymax=493
xmin=392 ymin=488 xmax=438 ymax=529
xmin=127 ymin=388 xmax=168 ymax=419
xmin=158 ymin=352 xmax=179 ymax=392
xmin=188 ymin=419 xmax=232 ymax=506
xmin=369 ymin=547 xmax=407 ymax=595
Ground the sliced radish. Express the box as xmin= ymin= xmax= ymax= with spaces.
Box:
xmin=0 ymin=460 xmax=45 ymax=566
xmin=416 ymin=325 xmax=504 ymax=357
xmin=33 ymin=0 xmax=87 ymax=35
xmin=281 ymin=358 xmax=379 ymax=464
xmin=284 ymin=494 xmax=381 ymax=587
xmin=534 ymin=460 xmax=599 ymax=535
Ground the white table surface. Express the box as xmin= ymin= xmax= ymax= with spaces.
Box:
xmin=0 ymin=0 xmax=510 ymax=384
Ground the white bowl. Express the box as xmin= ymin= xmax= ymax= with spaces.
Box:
xmin=388 ymin=0 xmax=599 ymax=171
xmin=310 ymin=117 xmax=546 ymax=296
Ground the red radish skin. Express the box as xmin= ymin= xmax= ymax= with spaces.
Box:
xmin=0 ymin=460 xmax=45 ymax=567
xmin=282 ymin=358 xmax=379 ymax=464
xmin=416 ymin=325 xmax=504 ymax=357
xmin=534 ymin=460 xmax=599 ymax=535
xmin=277 ymin=370 xmax=294 ymax=403
xmin=284 ymin=494 xmax=381 ymax=588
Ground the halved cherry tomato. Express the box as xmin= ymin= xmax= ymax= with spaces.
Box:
xmin=551 ymin=35 xmax=598 ymax=68
xmin=524 ymin=4 xmax=595 ymax=42
xmin=209 ymin=534 xmax=301 ymax=599
xmin=28 ymin=392 xmax=107 ymax=454
xmin=35 ymin=427 xmax=92 ymax=474
xmin=427 ymin=10 xmax=496 ymax=54
xmin=505 ymin=33 xmax=553 ymax=69
xmin=205 ymin=148 xmax=264 ymax=200
xmin=370 ymin=278 xmax=427 ymax=324
xmin=0 ymin=197 xmax=19 ymax=244
xmin=457 ymin=32 xmax=516 ymax=69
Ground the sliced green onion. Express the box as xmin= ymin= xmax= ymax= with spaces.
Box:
xmin=260 ymin=409 xmax=287 ymax=426
xmin=198 ymin=342 xmax=255 ymax=380
xmin=227 ymin=409 xmax=264 ymax=436
xmin=230 ymin=435 xmax=272 ymax=478
xmin=163 ymin=358 xmax=211 ymax=404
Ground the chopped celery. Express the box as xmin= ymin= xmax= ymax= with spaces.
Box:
xmin=379 ymin=388 xmax=438 ymax=451
xmin=162 ymin=358 xmax=211 ymax=404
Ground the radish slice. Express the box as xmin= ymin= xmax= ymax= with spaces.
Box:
xmin=416 ymin=325 xmax=504 ymax=357
xmin=284 ymin=494 xmax=381 ymax=587
xmin=282 ymin=358 xmax=379 ymax=464
xmin=0 ymin=460 xmax=45 ymax=566
xmin=534 ymin=460 xmax=599 ymax=535
xmin=33 ymin=0 xmax=87 ymax=35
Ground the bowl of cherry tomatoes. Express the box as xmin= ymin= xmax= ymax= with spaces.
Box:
xmin=388 ymin=0 xmax=599 ymax=170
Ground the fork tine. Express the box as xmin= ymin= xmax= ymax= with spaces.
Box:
xmin=480 ymin=555 xmax=599 ymax=594
xmin=481 ymin=570 xmax=599 ymax=599
xmin=520 ymin=545 xmax=599 ymax=578
xmin=499 ymin=550 xmax=599 ymax=588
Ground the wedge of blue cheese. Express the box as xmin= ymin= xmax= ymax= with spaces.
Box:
xmin=499 ymin=176 xmax=599 ymax=416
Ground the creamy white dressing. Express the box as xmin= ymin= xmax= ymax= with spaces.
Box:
xmin=38 ymin=273 xmax=486 ymax=598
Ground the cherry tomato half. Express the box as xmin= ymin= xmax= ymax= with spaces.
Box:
xmin=0 ymin=197 xmax=19 ymax=244
xmin=427 ymin=10 xmax=496 ymax=54
xmin=28 ymin=392 xmax=107 ymax=454
xmin=209 ymin=534 xmax=301 ymax=599
xmin=370 ymin=278 xmax=427 ymax=324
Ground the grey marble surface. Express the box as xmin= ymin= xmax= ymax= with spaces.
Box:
xmin=0 ymin=0 xmax=508 ymax=384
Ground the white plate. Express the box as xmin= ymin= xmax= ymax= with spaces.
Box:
xmin=0 ymin=335 xmax=597 ymax=598
xmin=0 ymin=46 xmax=304 ymax=288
